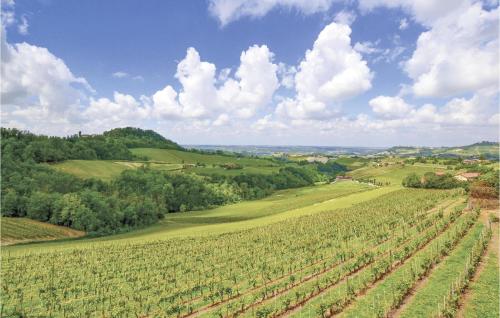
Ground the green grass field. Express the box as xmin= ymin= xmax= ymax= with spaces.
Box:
xmin=50 ymin=148 xmax=284 ymax=180
xmin=462 ymin=222 xmax=499 ymax=318
xmin=1 ymin=217 xmax=85 ymax=245
xmin=332 ymin=156 xmax=371 ymax=169
xmin=131 ymin=148 xmax=277 ymax=166
xmin=185 ymin=165 xmax=279 ymax=175
xmin=463 ymin=248 xmax=500 ymax=317
xmin=348 ymin=163 xmax=454 ymax=185
xmin=49 ymin=160 xmax=132 ymax=180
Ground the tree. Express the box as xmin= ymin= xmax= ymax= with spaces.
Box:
xmin=1 ymin=189 xmax=19 ymax=217
xmin=402 ymin=173 xmax=421 ymax=188
xmin=27 ymin=191 xmax=59 ymax=221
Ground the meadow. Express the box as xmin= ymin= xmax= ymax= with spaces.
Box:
xmin=49 ymin=148 xmax=284 ymax=180
xmin=130 ymin=148 xmax=277 ymax=167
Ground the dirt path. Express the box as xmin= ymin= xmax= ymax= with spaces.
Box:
xmin=455 ymin=208 xmax=499 ymax=318
xmin=389 ymin=207 xmax=498 ymax=318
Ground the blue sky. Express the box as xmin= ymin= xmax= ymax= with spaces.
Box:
xmin=1 ymin=0 xmax=498 ymax=146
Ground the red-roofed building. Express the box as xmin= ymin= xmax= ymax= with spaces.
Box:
xmin=454 ymin=172 xmax=480 ymax=182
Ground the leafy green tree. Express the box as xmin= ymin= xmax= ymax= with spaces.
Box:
xmin=1 ymin=189 xmax=19 ymax=217
xmin=402 ymin=173 xmax=421 ymax=188
xmin=27 ymin=191 xmax=60 ymax=221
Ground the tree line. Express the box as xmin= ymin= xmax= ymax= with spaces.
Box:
xmin=1 ymin=128 xmax=321 ymax=234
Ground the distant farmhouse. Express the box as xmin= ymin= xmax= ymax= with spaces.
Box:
xmin=454 ymin=172 xmax=481 ymax=182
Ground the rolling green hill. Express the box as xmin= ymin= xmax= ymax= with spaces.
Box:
xmin=381 ymin=141 xmax=499 ymax=159
xmin=130 ymin=148 xmax=276 ymax=166
xmin=102 ymin=127 xmax=182 ymax=149
xmin=49 ymin=148 xmax=283 ymax=180
xmin=48 ymin=160 xmax=132 ymax=180
xmin=4 ymin=181 xmax=384 ymax=252
xmin=49 ymin=160 xmax=183 ymax=180
xmin=331 ymin=156 xmax=371 ymax=169
xmin=348 ymin=162 xmax=456 ymax=185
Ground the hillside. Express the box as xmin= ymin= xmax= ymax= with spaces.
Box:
xmin=49 ymin=149 xmax=283 ymax=180
xmin=348 ymin=162 xmax=454 ymax=185
xmin=381 ymin=141 xmax=499 ymax=159
xmin=102 ymin=127 xmax=182 ymax=150
xmin=7 ymin=187 xmax=498 ymax=318
xmin=1 ymin=217 xmax=85 ymax=245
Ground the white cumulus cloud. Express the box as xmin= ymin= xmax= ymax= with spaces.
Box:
xmin=405 ymin=2 xmax=499 ymax=97
xmin=209 ymin=0 xmax=335 ymax=26
xmin=1 ymin=28 xmax=92 ymax=116
xmin=152 ymin=45 xmax=279 ymax=120
xmin=277 ymin=22 xmax=373 ymax=119
xmin=358 ymin=0 xmax=470 ymax=26
xmin=369 ymin=95 xmax=413 ymax=118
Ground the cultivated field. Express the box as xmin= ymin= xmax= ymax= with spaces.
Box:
xmin=3 ymin=181 xmax=379 ymax=252
xmin=1 ymin=217 xmax=85 ymax=246
xmin=347 ymin=163 xmax=455 ymax=185
xmin=4 ymin=187 xmax=497 ymax=317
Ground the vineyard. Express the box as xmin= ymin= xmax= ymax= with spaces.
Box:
xmin=2 ymin=188 xmax=497 ymax=317
xmin=0 ymin=218 xmax=85 ymax=246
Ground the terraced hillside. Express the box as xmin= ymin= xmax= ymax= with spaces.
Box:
xmin=1 ymin=217 xmax=85 ymax=245
xmin=5 ymin=188 xmax=496 ymax=318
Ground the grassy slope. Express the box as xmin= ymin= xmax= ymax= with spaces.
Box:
xmin=333 ymin=157 xmax=371 ymax=170
xmin=131 ymin=148 xmax=276 ymax=166
xmin=186 ymin=165 xmax=279 ymax=176
xmin=462 ymin=221 xmax=499 ymax=318
xmin=385 ymin=144 xmax=499 ymax=157
xmin=4 ymin=182 xmax=397 ymax=254
xmin=347 ymin=163 xmax=452 ymax=185
xmin=399 ymin=221 xmax=485 ymax=318
xmin=50 ymin=148 xmax=283 ymax=180
xmin=463 ymin=249 xmax=500 ymax=318
xmin=1 ymin=217 xmax=85 ymax=245
xmin=48 ymin=160 xmax=131 ymax=180
xmin=442 ymin=144 xmax=500 ymax=156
